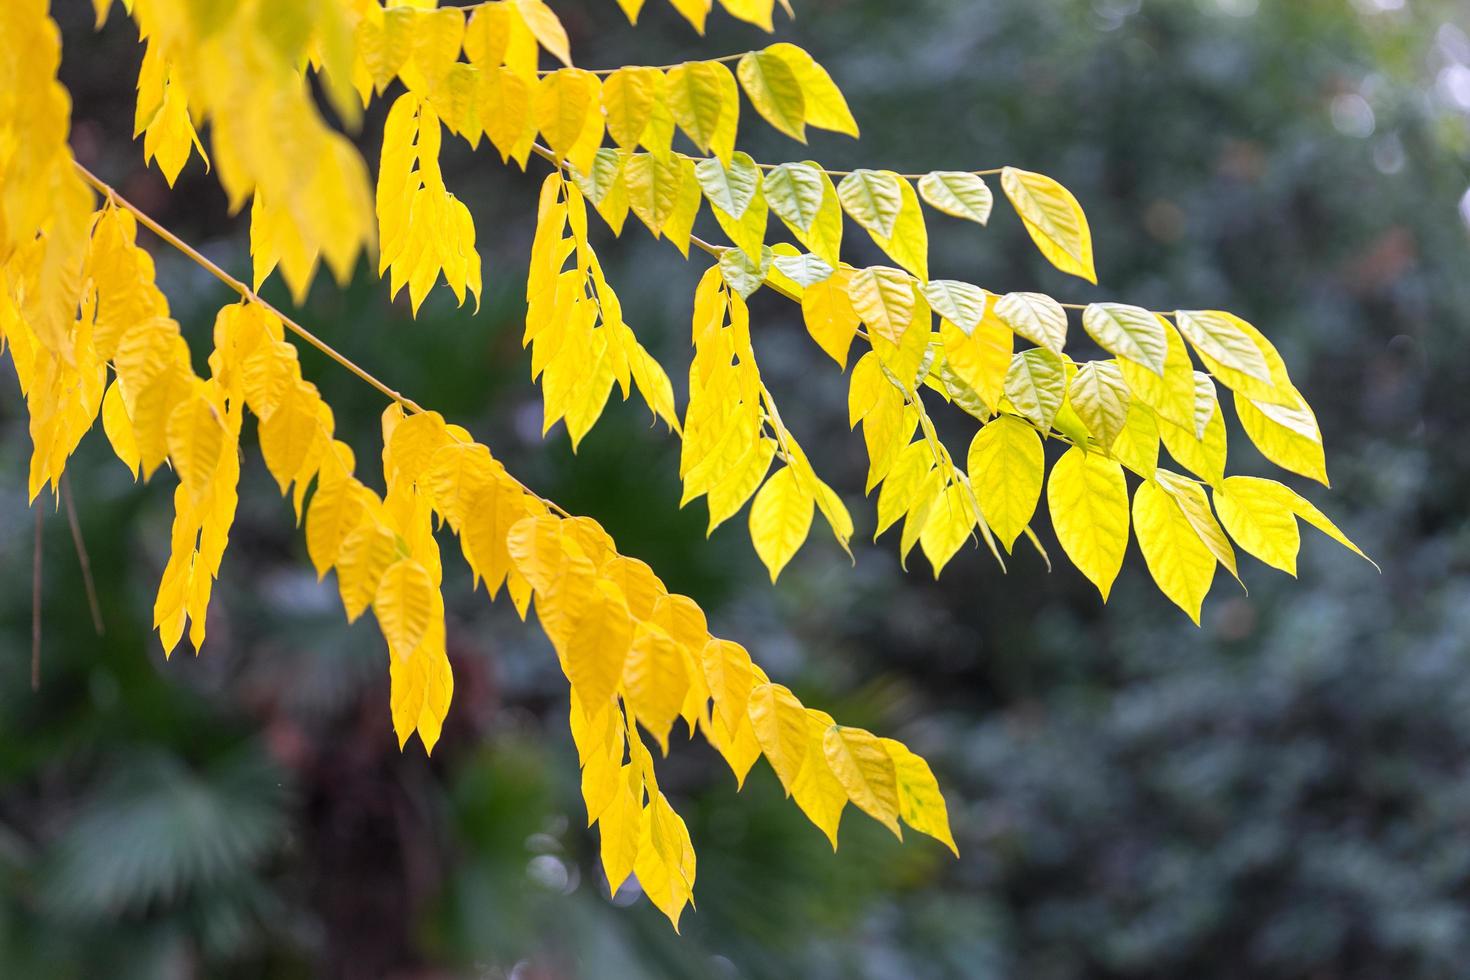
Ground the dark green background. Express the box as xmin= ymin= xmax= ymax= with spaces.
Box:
xmin=3 ymin=0 xmax=1469 ymax=976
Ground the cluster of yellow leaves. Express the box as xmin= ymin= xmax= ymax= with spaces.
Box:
xmin=1 ymin=0 xmax=106 ymax=496
xmin=525 ymin=173 xmax=678 ymax=448
xmin=614 ymin=0 xmax=795 ymax=35
xmin=377 ymin=93 xmax=481 ymax=314
xmin=102 ymin=0 xmax=376 ymax=302
xmin=3 ymin=5 xmax=960 ymax=934
xmin=512 ymin=511 xmax=955 ymax=927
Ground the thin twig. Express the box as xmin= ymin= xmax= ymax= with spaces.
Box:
xmin=32 ymin=506 xmax=42 ymax=692
xmin=62 ymin=475 xmax=105 ymax=636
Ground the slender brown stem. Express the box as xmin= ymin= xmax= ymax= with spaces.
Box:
xmin=71 ymin=161 xmax=571 ymax=519
xmin=62 ymin=475 xmax=105 ymax=637
xmin=32 ymin=506 xmax=43 ymax=692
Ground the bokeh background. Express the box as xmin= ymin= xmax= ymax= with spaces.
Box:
xmin=4 ymin=0 xmax=1470 ymax=976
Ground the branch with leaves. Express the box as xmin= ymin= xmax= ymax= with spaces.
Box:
xmin=1 ymin=0 xmax=1369 ymax=931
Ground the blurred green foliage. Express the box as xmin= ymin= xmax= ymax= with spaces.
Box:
xmin=2 ymin=0 xmax=1469 ymax=977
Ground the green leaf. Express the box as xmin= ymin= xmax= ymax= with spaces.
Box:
xmin=837 ymin=169 xmax=905 ymax=240
xmin=1174 ymin=309 xmax=1272 ymax=383
xmin=917 ymin=171 xmax=992 ymax=224
xmin=921 ymin=280 xmax=988 ymax=334
xmin=719 ymin=245 xmax=774 ymax=299
xmin=994 ymin=291 xmax=1067 ymax=354
xmin=695 ymin=150 xmax=760 ymax=219
xmin=764 ymin=161 xmax=826 ymax=233
xmin=771 ymin=252 xmax=833 ymax=287
xmin=1004 ymin=347 xmax=1067 ymax=430
xmin=1082 ymin=302 xmax=1168 ymax=376
xmin=1068 ymin=360 xmax=1130 ymax=449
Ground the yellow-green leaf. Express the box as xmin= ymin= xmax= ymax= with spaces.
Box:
xmin=1004 ymin=348 xmax=1067 ymax=430
xmin=1069 ymin=360 xmax=1130 ymax=449
xmin=917 ymin=171 xmax=992 ymax=225
xmin=736 ymin=50 xmax=806 ymax=141
xmin=763 ymin=42 xmax=859 ymax=137
xmin=1083 ymin=302 xmax=1167 ymax=376
xmin=847 ymin=266 xmax=915 ymax=346
xmin=994 ymin=291 xmax=1067 ymax=354
xmin=881 ymin=737 xmax=958 ymax=856
xmin=921 ymin=279 xmax=987 ymax=334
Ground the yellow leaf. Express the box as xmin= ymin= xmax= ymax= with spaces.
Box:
xmin=634 ymin=791 xmax=696 ymax=930
xmin=748 ymin=464 xmax=814 ymax=582
xmin=801 ymin=271 xmax=860 ymax=367
xmin=337 ymin=521 xmax=399 ymax=622
xmin=1000 ymin=167 xmax=1096 ymax=283
xmin=561 ymin=581 xmax=633 ymax=710
xmin=375 ymin=557 xmax=436 ymax=658
xmin=1235 ymin=387 xmax=1329 ymax=486
xmin=1159 ymin=375 xmax=1228 ymax=486
xmin=602 ymin=66 xmax=663 ymax=150
xmin=790 ymin=710 xmax=848 ymax=848
xmin=718 ymin=0 xmax=776 ymax=31
xmin=847 ymin=266 xmax=914 ymax=346
xmin=875 ymin=441 xmax=932 ymax=539
xmin=1047 ymin=446 xmax=1130 ymax=600
xmin=737 ymin=50 xmax=806 ymax=141
xmin=941 ymin=308 xmax=1011 ymax=410
xmin=597 ymin=768 xmax=642 ymax=894
xmin=514 ymin=0 xmax=572 ymax=67
xmin=1155 ymin=468 xmax=1240 ymax=584
xmin=1117 ymin=315 xmax=1197 ymax=431
xmin=1214 ymin=475 xmax=1302 ymax=575
xmin=101 ymin=379 xmax=140 ymax=478
xmin=764 ymin=43 xmax=859 ymax=137
xmin=537 ymin=69 xmax=601 ymax=175
xmin=823 ymin=725 xmax=902 ymax=838
xmin=707 ymin=435 xmax=776 ymax=533
xmin=968 ymin=416 xmax=1044 ymax=552
xmin=919 ymin=481 xmax=975 ymax=578
xmin=1133 ymin=478 xmax=1216 ymax=624
xmin=306 ymin=477 xmax=370 ymax=579
xmin=259 ymin=380 xmax=322 ymax=495
xmin=700 ymin=637 xmax=757 ymax=735
xmin=664 ymin=0 xmax=712 ymax=32
xmin=881 ymin=737 xmax=958 ymax=856
xmin=747 ymin=681 xmax=809 ymax=794
xmin=623 ymin=622 xmax=688 ymax=753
